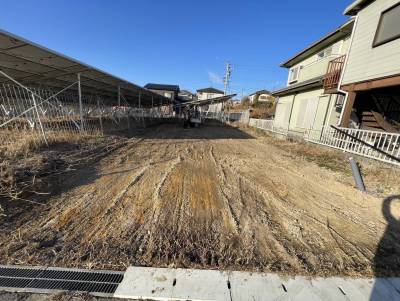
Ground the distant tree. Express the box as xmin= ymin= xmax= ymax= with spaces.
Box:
xmin=241 ymin=96 xmax=250 ymax=107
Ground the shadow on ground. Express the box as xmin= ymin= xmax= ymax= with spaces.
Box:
xmin=370 ymin=195 xmax=400 ymax=300
xmin=107 ymin=118 xmax=254 ymax=140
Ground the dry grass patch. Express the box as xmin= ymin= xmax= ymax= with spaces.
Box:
xmin=243 ymin=125 xmax=400 ymax=197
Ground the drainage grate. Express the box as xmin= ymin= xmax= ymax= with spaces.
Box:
xmin=0 ymin=266 xmax=124 ymax=295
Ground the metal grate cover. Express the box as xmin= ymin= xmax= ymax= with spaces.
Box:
xmin=0 ymin=265 xmax=124 ymax=295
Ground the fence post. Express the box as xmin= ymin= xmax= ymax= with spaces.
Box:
xmin=343 ymin=128 xmax=350 ymax=153
xmin=77 ymin=73 xmax=84 ymax=132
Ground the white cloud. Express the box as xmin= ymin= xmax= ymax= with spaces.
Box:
xmin=208 ymin=71 xmax=223 ymax=85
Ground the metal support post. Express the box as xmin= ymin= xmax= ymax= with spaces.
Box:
xmin=127 ymin=107 xmax=131 ymax=131
xmin=151 ymin=96 xmax=154 ymax=119
xmin=96 ymin=96 xmax=103 ymax=134
xmin=138 ymin=92 xmax=144 ymax=126
xmin=118 ymin=86 xmax=121 ymax=123
xmin=349 ymin=157 xmax=366 ymax=192
xmin=32 ymin=93 xmax=48 ymax=146
xmin=77 ymin=73 xmax=84 ymax=131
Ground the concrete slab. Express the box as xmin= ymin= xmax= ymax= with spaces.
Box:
xmin=309 ymin=277 xmax=350 ymax=301
xmin=277 ymin=277 xmax=322 ymax=301
xmin=229 ymin=271 xmax=285 ymax=301
xmin=172 ymin=268 xmax=230 ymax=301
xmin=3 ymin=265 xmax=400 ymax=301
xmin=113 ymin=266 xmax=400 ymax=300
xmin=332 ymin=278 xmax=374 ymax=300
xmin=114 ymin=267 xmax=175 ymax=300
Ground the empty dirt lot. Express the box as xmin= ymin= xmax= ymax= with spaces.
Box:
xmin=1 ymin=121 xmax=400 ymax=278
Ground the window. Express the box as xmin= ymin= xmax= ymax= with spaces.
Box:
xmin=288 ymin=66 xmax=300 ymax=83
xmin=164 ymin=92 xmax=172 ymax=98
xmin=317 ymin=46 xmax=333 ymax=60
xmin=373 ymin=2 xmax=400 ymax=47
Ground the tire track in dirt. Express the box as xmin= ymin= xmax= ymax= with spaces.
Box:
xmin=0 ymin=123 xmax=396 ymax=277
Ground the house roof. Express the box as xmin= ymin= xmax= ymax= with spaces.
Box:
xmin=249 ymin=89 xmax=272 ymax=96
xmin=344 ymin=0 xmax=375 ymax=15
xmin=280 ymin=19 xmax=355 ymax=68
xmin=0 ymin=29 xmax=168 ymax=107
xmin=144 ymin=83 xmax=180 ymax=92
xmin=196 ymin=87 xmax=224 ymax=94
xmin=179 ymin=89 xmax=194 ymax=95
xmin=272 ymin=76 xmax=324 ymax=97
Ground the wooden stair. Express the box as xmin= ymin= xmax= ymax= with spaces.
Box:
xmin=360 ymin=111 xmax=399 ymax=133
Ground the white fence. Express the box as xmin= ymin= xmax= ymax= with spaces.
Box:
xmin=306 ymin=126 xmax=400 ymax=166
xmin=249 ymin=118 xmax=288 ymax=135
xmin=248 ymin=118 xmax=400 ymax=167
xmin=203 ymin=111 xmax=249 ymax=124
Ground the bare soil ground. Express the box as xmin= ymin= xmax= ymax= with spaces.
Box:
xmin=1 ymin=121 xmax=399 ymax=278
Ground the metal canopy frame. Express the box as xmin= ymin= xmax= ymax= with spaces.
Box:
xmin=0 ymin=29 xmax=169 ymax=107
xmin=175 ymin=94 xmax=237 ymax=108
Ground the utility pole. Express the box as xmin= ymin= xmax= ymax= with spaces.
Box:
xmin=223 ymin=61 xmax=232 ymax=96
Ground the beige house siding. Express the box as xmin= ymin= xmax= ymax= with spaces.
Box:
xmin=275 ymin=88 xmax=342 ymax=133
xmin=249 ymin=94 xmax=257 ymax=103
xmin=274 ymin=95 xmax=294 ymax=129
xmin=249 ymin=93 xmax=273 ymax=103
xmin=342 ymin=0 xmax=400 ymax=85
xmin=273 ymin=21 xmax=353 ymax=135
xmin=197 ymin=92 xmax=224 ymax=100
xmin=289 ymin=89 xmax=324 ymax=132
xmin=288 ymin=37 xmax=351 ymax=85
xmin=148 ymin=89 xmax=176 ymax=100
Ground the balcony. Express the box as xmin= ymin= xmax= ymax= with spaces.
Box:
xmin=324 ymin=55 xmax=346 ymax=94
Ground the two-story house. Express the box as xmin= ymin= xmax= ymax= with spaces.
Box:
xmin=272 ymin=19 xmax=354 ymax=134
xmin=248 ymin=90 xmax=274 ymax=104
xmin=196 ymin=87 xmax=225 ymax=113
xmin=196 ymin=87 xmax=225 ymax=100
xmin=339 ymin=0 xmax=400 ymax=133
xmin=144 ymin=83 xmax=180 ymax=102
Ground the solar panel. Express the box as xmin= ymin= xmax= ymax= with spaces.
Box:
xmin=0 ymin=29 xmax=169 ymax=107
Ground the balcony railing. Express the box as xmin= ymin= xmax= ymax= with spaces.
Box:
xmin=324 ymin=55 xmax=346 ymax=93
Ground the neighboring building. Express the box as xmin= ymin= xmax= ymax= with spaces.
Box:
xmin=272 ymin=19 xmax=354 ymax=134
xmin=144 ymin=83 xmax=180 ymax=102
xmin=196 ymin=87 xmax=225 ymax=113
xmin=197 ymin=87 xmax=225 ymax=100
xmin=178 ymin=89 xmax=195 ymax=102
xmin=248 ymin=90 xmax=274 ymax=103
xmin=339 ymin=0 xmax=400 ymax=132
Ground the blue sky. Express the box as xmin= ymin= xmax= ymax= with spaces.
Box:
xmin=1 ymin=0 xmax=350 ymax=97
